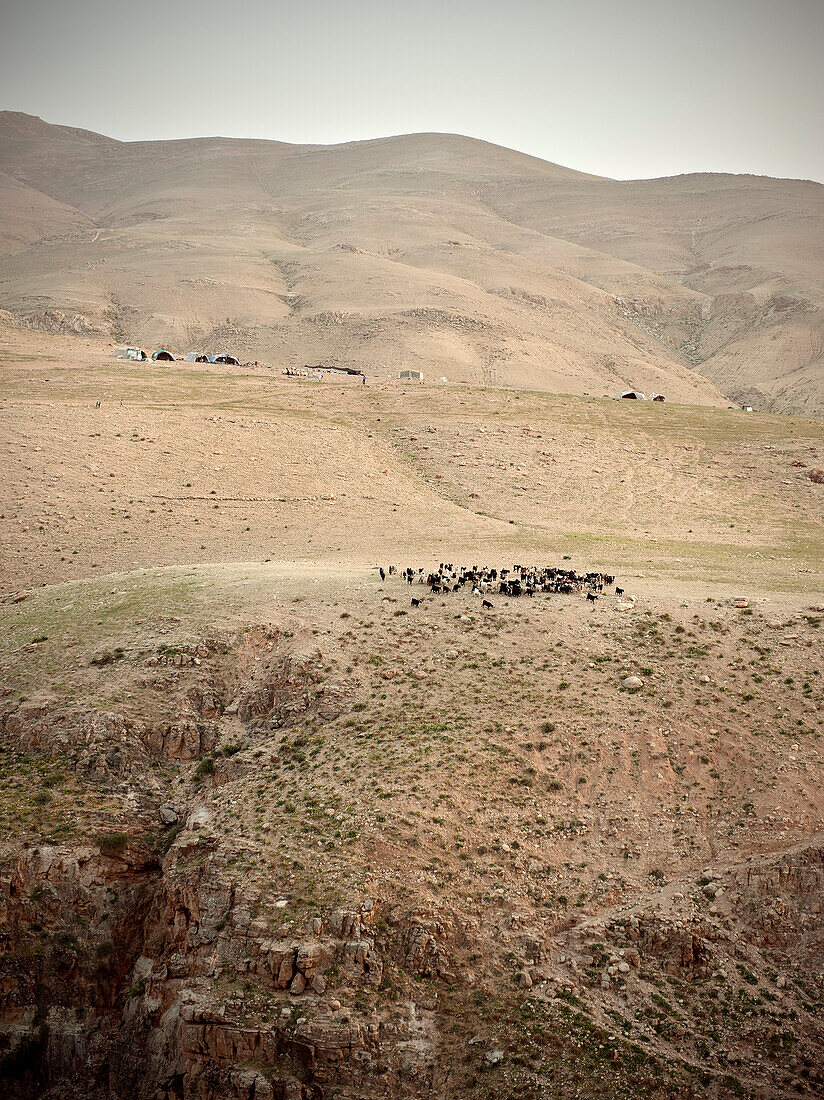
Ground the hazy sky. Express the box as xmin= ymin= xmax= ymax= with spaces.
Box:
xmin=2 ymin=0 xmax=822 ymax=181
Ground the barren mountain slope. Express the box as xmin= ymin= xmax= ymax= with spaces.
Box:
xmin=0 ymin=112 xmax=822 ymax=412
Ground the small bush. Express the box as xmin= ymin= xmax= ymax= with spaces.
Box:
xmin=90 ymin=647 xmax=125 ymax=667
xmin=194 ymin=756 xmax=215 ymax=781
xmin=97 ymin=832 xmax=129 ymax=855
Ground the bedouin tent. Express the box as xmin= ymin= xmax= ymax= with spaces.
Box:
xmin=400 ymin=370 xmax=424 ymax=381
xmin=615 ymin=389 xmax=647 ymax=400
xmin=116 ymin=347 xmax=148 ymax=361
xmin=210 ymin=354 xmax=240 ymax=366
xmin=185 ymin=353 xmax=210 ymax=363
xmin=649 ymin=393 xmax=666 ymax=402
xmin=152 ymin=350 xmax=174 ymax=361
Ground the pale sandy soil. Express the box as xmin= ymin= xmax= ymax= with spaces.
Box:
xmin=1 ymin=325 xmax=822 ymax=602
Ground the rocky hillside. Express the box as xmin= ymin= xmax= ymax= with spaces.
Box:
xmin=1 ymin=112 xmax=822 ymax=413
xmin=1 ymin=566 xmax=824 ymax=1099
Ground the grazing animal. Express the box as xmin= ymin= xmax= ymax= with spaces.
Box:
xmin=379 ymin=567 xmax=386 ymax=581
xmin=390 ymin=560 xmax=621 ymax=617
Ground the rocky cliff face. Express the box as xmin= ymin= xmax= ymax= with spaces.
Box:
xmin=0 ymin=833 xmax=441 ymax=1099
xmin=2 ymin=605 xmax=824 ymax=1099
xmin=0 ymin=625 xmax=444 ymax=1099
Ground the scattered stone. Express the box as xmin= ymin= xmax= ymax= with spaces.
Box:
xmin=623 ymin=675 xmax=643 ymax=689
xmin=158 ymin=804 xmax=179 ymax=825
xmin=484 ymin=1050 xmax=505 ymax=1068
xmin=514 ymin=969 xmax=533 ymax=988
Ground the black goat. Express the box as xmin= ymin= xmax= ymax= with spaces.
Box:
xmin=482 ymin=599 xmax=494 ymax=609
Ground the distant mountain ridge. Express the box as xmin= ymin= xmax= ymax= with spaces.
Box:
xmin=1 ymin=111 xmax=822 ymax=413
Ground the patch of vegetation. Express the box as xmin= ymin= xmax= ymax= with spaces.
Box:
xmin=96 ymin=831 xmax=129 ymax=855
xmin=90 ymin=647 xmax=126 ymax=667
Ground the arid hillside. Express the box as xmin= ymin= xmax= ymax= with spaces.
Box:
xmin=1 ymin=112 xmax=822 ymax=414
xmin=2 ymin=322 xmax=823 ymax=600
xmin=1 ymin=331 xmax=824 ymax=1098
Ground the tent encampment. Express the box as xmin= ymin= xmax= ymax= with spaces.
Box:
xmin=152 ymin=350 xmax=174 ymax=361
xmin=116 ymin=347 xmax=148 ymax=361
xmin=399 ymin=370 xmax=423 ymax=381
xmin=210 ymin=354 xmax=240 ymax=366
xmin=615 ymin=390 xmax=647 ymax=400
xmin=185 ymin=353 xmax=210 ymax=363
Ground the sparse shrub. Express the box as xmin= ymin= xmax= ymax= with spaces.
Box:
xmin=97 ymin=832 xmax=129 ymax=855
xmin=90 ymin=647 xmax=125 ymax=667
xmin=194 ymin=756 xmax=215 ymax=781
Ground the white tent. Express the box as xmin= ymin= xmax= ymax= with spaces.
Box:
xmin=615 ymin=389 xmax=647 ymax=400
xmin=400 ymin=370 xmax=423 ymax=381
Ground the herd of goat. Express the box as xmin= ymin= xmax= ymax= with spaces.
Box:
xmin=378 ymin=563 xmax=623 ymax=609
